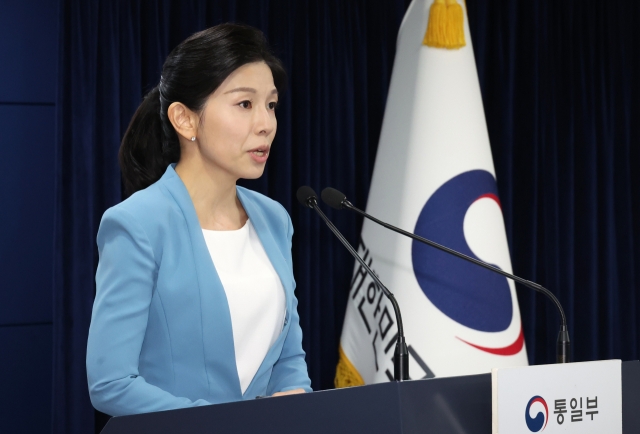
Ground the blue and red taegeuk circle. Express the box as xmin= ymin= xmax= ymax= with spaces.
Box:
xmin=411 ymin=170 xmax=524 ymax=355
xmin=525 ymin=395 xmax=549 ymax=432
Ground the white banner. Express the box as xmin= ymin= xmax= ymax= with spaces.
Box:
xmin=336 ymin=0 xmax=529 ymax=386
xmin=492 ymin=360 xmax=622 ymax=433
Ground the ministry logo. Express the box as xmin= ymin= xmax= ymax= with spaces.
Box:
xmin=525 ymin=395 xmax=549 ymax=432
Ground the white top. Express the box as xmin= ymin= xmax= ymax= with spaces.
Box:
xmin=202 ymin=220 xmax=285 ymax=394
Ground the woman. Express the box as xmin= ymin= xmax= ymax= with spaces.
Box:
xmin=86 ymin=23 xmax=311 ymax=417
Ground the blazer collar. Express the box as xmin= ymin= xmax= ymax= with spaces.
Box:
xmin=157 ymin=164 xmax=292 ymax=397
xmin=159 ymin=165 xmax=241 ymax=398
xmin=236 ymin=187 xmax=292 ymax=308
xmin=158 ymin=165 xmax=292 ymax=303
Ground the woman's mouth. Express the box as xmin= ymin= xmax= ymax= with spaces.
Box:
xmin=249 ymin=146 xmax=270 ymax=163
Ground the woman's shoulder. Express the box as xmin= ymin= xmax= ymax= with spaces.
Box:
xmin=103 ymin=164 xmax=185 ymax=222
xmin=107 ymin=183 xmax=172 ymax=219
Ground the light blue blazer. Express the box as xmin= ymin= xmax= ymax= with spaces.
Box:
xmin=87 ymin=165 xmax=311 ymax=417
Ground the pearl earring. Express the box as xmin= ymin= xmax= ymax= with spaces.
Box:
xmin=190 ymin=136 xmax=196 ymax=142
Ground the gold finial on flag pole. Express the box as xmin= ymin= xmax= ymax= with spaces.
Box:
xmin=423 ymin=0 xmax=466 ymax=49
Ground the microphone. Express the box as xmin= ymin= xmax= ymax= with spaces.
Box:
xmin=321 ymin=187 xmax=571 ymax=364
xmin=296 ymin=186 xmax=409 ymax=380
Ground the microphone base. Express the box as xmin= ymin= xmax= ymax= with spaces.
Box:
xmin=394 ymin=337 xmax=410 ymax=381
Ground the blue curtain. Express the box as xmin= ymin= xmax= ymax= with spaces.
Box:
xmin=53 ymin=1 xmax=640 ymax=433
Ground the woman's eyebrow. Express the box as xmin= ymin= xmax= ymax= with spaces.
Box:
xmin=224 ymin=87 xmax=278 ymax=95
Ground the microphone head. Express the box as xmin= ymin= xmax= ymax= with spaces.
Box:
xmin=296 ymin=186 xmax=318 ymax=208
xmin=321 ymin=187 xmax=347 ymax=209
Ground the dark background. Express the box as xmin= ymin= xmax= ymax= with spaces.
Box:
xmin=0 ymin=0 xmax=638 ymax=433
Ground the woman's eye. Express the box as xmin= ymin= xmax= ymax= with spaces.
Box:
xmin=268 ymin=101 xmax=278 ymax=110
xmin=239 ymin=101 xmax=252 ymax=109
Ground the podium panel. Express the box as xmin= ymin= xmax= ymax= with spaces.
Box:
xmin=101 ymin=361 xmax=639 ymax=434
xmin=493 ymin=360 xmax=623 ymax=432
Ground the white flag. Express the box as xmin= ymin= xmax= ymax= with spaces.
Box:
xmin=336 ymin=0 xmax=528 ymax=387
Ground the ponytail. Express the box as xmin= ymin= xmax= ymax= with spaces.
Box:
xmin=119 ymin=87 xmax=180 ymax=197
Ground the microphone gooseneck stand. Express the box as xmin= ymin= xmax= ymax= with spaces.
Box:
xmin=321 ymin=187 xmax=571 ymax=363
xmin=296 ymin=186 xmax=410 ymax=380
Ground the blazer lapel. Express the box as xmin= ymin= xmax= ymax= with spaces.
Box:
xmin=236 ymin=188 xmax=293 ymax=394
xmin=159 ymin=165 xmax=242 ymax=399
xmin=237 ymin=188 xmax=293 ymax=317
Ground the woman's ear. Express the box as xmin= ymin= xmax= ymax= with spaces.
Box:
xmin=167 ymin=102 xmax=199 ymax=142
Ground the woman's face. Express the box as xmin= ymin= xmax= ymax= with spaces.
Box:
xmin=196 ymin=61 xmax=278 ymax=180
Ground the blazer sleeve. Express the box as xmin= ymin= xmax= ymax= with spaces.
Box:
xmin=266 ymin=211 xmax=313 ymax=394
xmin=87 ymin=206 xmax=211 ymax=416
